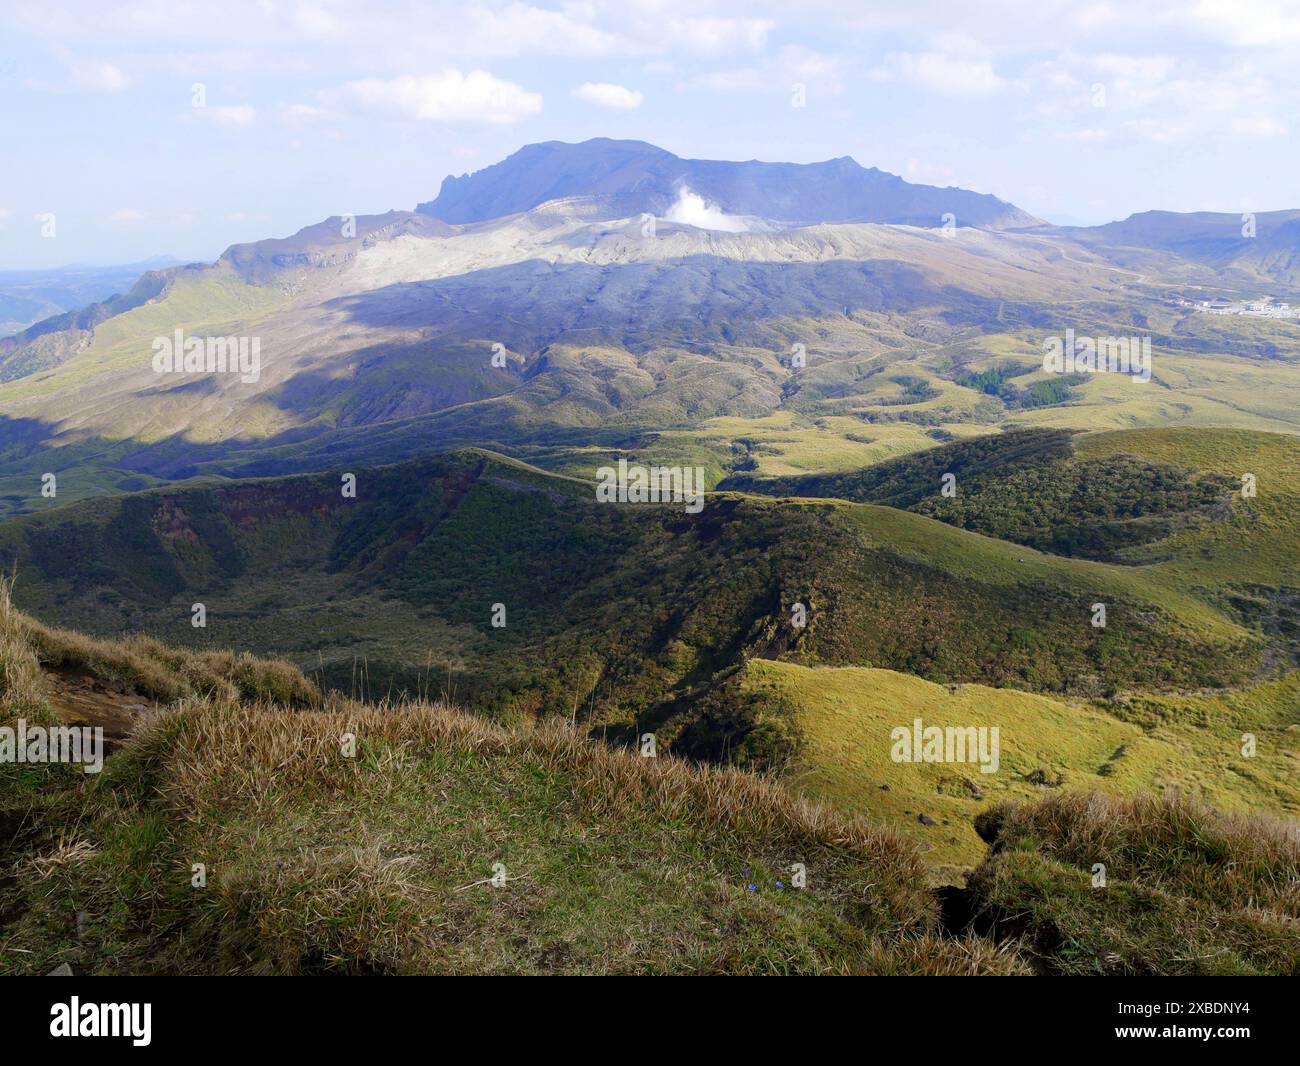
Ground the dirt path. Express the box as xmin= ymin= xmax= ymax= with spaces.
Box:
xmin=42 ymin=667 xmax=163 ymax=754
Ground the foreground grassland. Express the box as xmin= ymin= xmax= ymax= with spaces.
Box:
xmin=2 ymin=599 xmax=1295 ymax=975
xmin=971 ymin=792 xmax=1300 ymax=976
xmin=0 ymin=598 xmax=1012 ymax=976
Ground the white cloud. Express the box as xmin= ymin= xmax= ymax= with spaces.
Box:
xmin=451 ymin=3 xmax=629 ymax=57
xmin=664 ymin=186 xmax=751 ymax=232
xmin=1055 ymin=127 xmax=1111 ymax=143
xmin=1071 ymin=3 xmax=1123 ymax=30
xmin=688 ymin=67 xmax=766 ymax=94
xmin=191 ymin=104 xmax=258 ymax=127
xmin=1189 ymin=0 xmax=1300 ymax=46
xmin=295 ymin=1 xmax=341 ymax=36
xmin=1021 ymin=47 xmax=1280 ymax=145
xmin=26 ymin=58 xmax=129 ymax=94
xmin=781 ymin=45 xmax=846 ymax=88
xmin=904 ymin=158 xmax=956 ymax=183
xmin=108 ymin=208 xmax=145 ymax=224
xmin=71 ymin=61 xmax=129 ymax=92
xmin=685 ymin=45 xmax=845 ymax=98
xmin=346 ymin=70 xmax=542 ymax=124
xmin=280 ymin=102 xmax=335 ymax=125
xmin=572 ymin=82 xmax=643 ymax=109
xmin=661 ymin=16 xmax=774 ymax=55
xmin=872 ymin=39 xmax=1006 ymax=95
xmin=1233 ymin=115 xmax=1288 ymax=136
xmin=1121 ymin=117 xmax=1187 ymax=143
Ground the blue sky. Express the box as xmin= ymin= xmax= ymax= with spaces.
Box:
xmin=1 ymin=0 xmax=1297 ymax=268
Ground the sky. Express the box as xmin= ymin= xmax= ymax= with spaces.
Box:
xmin=1 ymin=0 xmax=1297 ymax=268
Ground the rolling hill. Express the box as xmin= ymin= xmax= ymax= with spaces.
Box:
xmin=0 ymin=447 xmax=1259 ymax=717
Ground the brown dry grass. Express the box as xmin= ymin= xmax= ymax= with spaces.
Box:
xmin=153 ymin=693 xmax=938 ymax=935
xmin=977 ymin=790 xmax=1300 ymax=917
xmin=859 ymin=933 xmax=1033 ymax=976
xmin=0 ymin=577 xmax=319 ymax=708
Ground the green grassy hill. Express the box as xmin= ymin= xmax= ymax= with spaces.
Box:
xmin=721 ymin=427 xmax=1239 ymax=563
xmin=724 ymin=425 xmax=1300 ymax=660
xmin=0 ymin=449 xmax=1259 ymax=733
xmin=739 ymin=660 xmax=1300 ymax=881
xmin=1075 ymin=428 xmax=1300 ymax=586
xmin=703 ymin=427 xmax=1300 ymax=883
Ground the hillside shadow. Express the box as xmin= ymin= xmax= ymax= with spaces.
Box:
xmin=320 ymin=254 xmax=1046 ymax=354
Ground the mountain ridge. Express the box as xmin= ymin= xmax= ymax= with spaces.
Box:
xmin=417 ymin=137 xmax=1042 ymax=229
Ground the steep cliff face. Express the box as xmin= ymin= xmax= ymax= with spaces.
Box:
xmin=218 ymin=211 xmax=456 ymax=283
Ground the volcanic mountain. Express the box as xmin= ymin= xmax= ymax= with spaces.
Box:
xmin=417 ymin=137 xmax=1041 ymax=228
xmin=0 ymin=137 xmax=1298 ymax=511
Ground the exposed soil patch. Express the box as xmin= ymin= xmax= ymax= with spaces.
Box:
xmin=42 ymin=666 xmax=162 ymax=754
